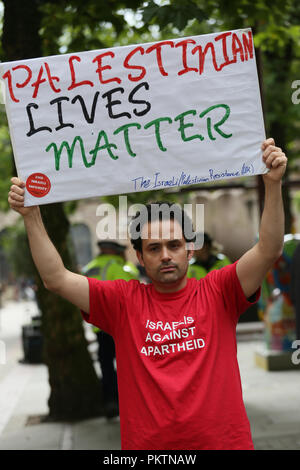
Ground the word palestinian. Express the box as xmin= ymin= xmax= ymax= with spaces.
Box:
xmin=2 ymin=31 xmax=253 ymax=104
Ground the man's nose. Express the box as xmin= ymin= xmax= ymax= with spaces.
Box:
xmin=161 ymin=246 xmax=171 ymax=262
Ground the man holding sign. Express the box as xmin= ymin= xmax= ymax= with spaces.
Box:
xmin=8 ymin=137 xmax=286 ymax=450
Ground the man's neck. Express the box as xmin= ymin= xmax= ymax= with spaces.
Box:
xmin=152 ymin=276 xmax=188 ymax=294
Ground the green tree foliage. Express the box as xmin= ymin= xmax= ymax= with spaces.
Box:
xmin=0 ymin=113 xmax=13 ymax=211
xmin=39 ymin=0 xmax=148 ymax=55
xmin=1 ymin=222 xmax=36 ymax=279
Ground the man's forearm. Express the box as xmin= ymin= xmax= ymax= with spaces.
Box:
xmin=258 ymin=178 xmax=284 ymax=260
xmin=23 ymin=207 xmax=66 ymax=290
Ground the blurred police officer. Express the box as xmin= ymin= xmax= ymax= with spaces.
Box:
xmin=188 ymin=232 xmax=231 ymax=279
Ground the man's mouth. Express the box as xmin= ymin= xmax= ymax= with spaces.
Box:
xmin=160 ymin=265 xmax=177 ymax=272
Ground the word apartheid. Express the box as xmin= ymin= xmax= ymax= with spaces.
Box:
xmin=46 ymin=104 xmax=232 ymax=170
xmin=2 ymin=30 xmax=253 ymax=104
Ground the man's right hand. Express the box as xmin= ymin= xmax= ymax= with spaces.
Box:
xmin=8 ymin=177 xmax=37 ymax=217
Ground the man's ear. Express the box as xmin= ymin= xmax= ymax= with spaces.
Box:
xmin=136 ymin=250 xmax=144 ymax=267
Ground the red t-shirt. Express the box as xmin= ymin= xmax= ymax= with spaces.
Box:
xmin=81 ymin=261 xmax=259 ymax=450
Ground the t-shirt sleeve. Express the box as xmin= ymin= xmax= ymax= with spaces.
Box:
xmin=80 ymin=277 xmax=125 ymax=337
xmin=208 ymin=261 xmax=261 ymax=322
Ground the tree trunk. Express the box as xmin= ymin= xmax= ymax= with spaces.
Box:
xmin=37 ymin=203 xmax=103 ymax=420
xmin=2 ymin=0 xmax=103 ymax=420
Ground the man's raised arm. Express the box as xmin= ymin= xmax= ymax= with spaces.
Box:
xmin=236 ymin=138 xmax=287 ymax=299
xmin=8 ymin=177 xmax=90 ymax=313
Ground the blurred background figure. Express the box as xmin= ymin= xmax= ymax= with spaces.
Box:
xmin=136 ymin=264 xmax=151 ymax=284
xmin=258 ymin=234 xmax=300 ymax=351
xmin=187 ymin=232 xmax=231 ymax=280
xmin=290 ymin=239 xmax=300 ymax=342
xmin=82 ymin=240 xmax=139 ymax=418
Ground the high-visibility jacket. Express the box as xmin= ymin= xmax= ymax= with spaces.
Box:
xmin=187 ymin=254 xmax=231 ymax=280
xmin=82 ymin=254 xmax=139 ymax=332
xmin=82 ymin=254 xmax=139 ymax=281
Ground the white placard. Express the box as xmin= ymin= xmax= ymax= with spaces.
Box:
xmin=0 ymin=28 xmax=266 ymax=206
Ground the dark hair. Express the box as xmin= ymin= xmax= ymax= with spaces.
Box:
xmin=203 ymin=232 xmax=212 ymax=246
xmin=129 ymin=201 xmax=195 ymax=253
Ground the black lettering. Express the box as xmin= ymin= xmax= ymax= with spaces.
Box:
xmin=50 ymin=96 xmax=74 ymax=131
xmin=26 ymin=103 xmax=52 ymax=137
xmin=101 ymin=87 xmax=131 ymax=119
xmin=71 ymin=92 xmax=100 ymax=124
xmin=128 ymin=81 xmax=151 ymax=117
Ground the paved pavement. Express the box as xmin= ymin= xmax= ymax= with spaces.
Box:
xmin=0 ymin=298 xmax=299 ymax=451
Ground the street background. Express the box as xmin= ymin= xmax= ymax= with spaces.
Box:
xmin=0 ymin=296 xmax=299 ymax=451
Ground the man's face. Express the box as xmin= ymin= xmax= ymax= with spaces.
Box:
xmin=136 ymin=218 xmax=193 ymax=287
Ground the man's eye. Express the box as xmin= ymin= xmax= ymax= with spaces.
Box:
xmin=150 ymin=246 xmax=159 ymax=252
xmin=170 ymin=243 xmax=180 ymax=249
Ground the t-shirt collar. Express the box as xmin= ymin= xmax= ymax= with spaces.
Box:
xmin=150 ymin=277 xmax=196 ymax=301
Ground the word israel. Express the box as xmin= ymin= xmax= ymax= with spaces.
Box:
xmin=145 ymin=316 xmax=194 ymax=330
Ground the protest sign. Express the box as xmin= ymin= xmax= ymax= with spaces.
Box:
xmin=0 ymin=28 xmax=266 ymax=206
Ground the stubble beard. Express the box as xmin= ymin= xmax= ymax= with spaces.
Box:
xmin=156 ymin=262 xmax=187 ymax=284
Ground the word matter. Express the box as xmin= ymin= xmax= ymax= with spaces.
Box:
xmin=45 ymin=104 xmax=232 ymax=171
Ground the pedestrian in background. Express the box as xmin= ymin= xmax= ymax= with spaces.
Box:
xmin=290 ymin=242 xmax=300 ymax=341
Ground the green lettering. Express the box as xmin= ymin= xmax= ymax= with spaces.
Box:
xmin=46 ymin=136 xmax=91 ymax=171
xmin=174 ymin=109 xmax=204 ymax=142
xmin=199 ymin=104 xmax=232 ymax=140
xmin=113 ymin=123 xmax=141 ymax=157
xmin=144 ymin=117 xmax=172 ymax=152
xmin=89 ymin=130 xmax=118 ymax=162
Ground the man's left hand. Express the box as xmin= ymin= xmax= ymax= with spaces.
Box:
xmin=262 ymin=137 xmax=287 ymax=183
